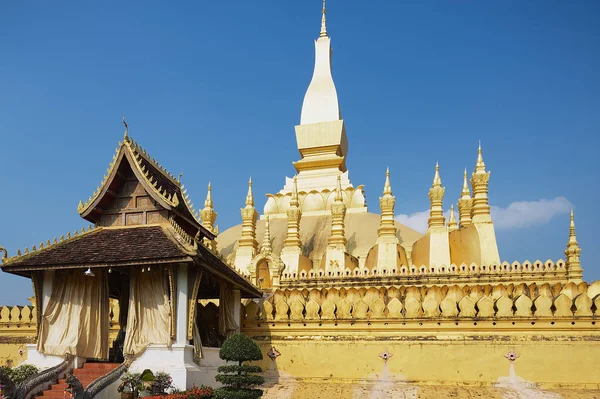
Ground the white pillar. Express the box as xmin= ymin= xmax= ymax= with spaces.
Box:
xmin=232 ymin=289 xmax=241 ymax=334
xmin=175 ymin=263 xmax=189 ymax=346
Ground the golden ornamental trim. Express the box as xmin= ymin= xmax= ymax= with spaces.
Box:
xmin=187 ymin=270 xmax=203 ymax=340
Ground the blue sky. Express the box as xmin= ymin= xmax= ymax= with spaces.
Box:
xmin=0 ymin=1 xmax=598 ymax=304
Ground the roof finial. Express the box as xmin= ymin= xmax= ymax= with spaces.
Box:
xmin=122 ymin=114 xmax=129 ymax=139
xmin=320 ymin=0 xmax=327 ymax=37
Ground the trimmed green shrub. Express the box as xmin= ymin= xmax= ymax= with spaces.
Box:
xmin=213 ymin=334 xmax=264 ymax=399
xmin=0 ymin=364 xmax=39 ymax=384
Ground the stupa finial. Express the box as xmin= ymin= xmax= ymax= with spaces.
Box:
xmin=335 ymin=172 xmax=343 ymax=202
xmin=383 ymin=167 xmax=392 ymax=195
xmin=458 ymin=168 xmax=473 ymax=227
xmin=448 ymin=204 xmax=458 ymax=231
xmin=475 ymin=141 xmax=486 ymax=173
xmin=246 ymin=177 xmax=254 ymax=207
xmin=432 ymin=162 xmax=442 ymax=187
xmin=200 ymin=181 xmax=218 ymax=250
xmin=565 ymin=209 xmax=583 ymax=281
xmin=461 ymin=168 xmax=470 ymax=196
xmin=427 ymin=163 xmax=446 ymax=231
xmin=320 ymin=0 xmax=327 ymax=37
xmin=261 ymin=216 xmax=272 ymax=254
xmin=204 ymin=182 xmax=213 ymax=208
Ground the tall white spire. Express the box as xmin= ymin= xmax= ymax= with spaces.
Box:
xmin=300 ymin=0 xmax=341 ymax=125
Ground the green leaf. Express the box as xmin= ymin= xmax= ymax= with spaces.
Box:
xmin=217 ymin=365 xmax=262 ymax=374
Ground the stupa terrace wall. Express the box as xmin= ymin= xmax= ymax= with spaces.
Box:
xmin=240 ymin=280 xmax=600 ymax=387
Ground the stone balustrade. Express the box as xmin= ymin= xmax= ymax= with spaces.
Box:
xmin=275 ymin=259 xmax=574 ymax=288
xmin=241 ymin=280 xmax=600 ymax=322
xmin=0 ymin=299 xmax=122 ymax=334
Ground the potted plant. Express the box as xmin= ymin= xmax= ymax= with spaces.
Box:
xmin=118 ymin=372 xmax=141 ymax=399
xmin=213 ymin=333 xmax=265 ymax=399
xmin=150 ymin=372 xmax=173 ymax=396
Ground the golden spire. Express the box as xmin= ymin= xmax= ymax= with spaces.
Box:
xmin=427 ymin=163 xmax=446 ymax=232
xmin=378 ymin=168 xmax=397 ymax=239
xmin=328 ymin=172 xmax=347 ymax=248
xmin=470 ymin=143 xmax=492 ymax=223
xmin=284 ymin=176 xmax=303 ymax=251
xmin=246 ymin=177 xmax=254 ymax=207
xmin=239 ymin=177 xmax=259 ymax=253
xmin=432 ymin=162 xmax=442 ymax=187
xmin=458 ymin=168 xmax=473 ymax=227
xmin=565 ymin=210 xmax=582 ymax=281
xmin=475 ymin=140 xmax=486 ymax=173
xmin=261 ymin=216 xmax=273 ymax=254
xmin=461 ymin=168 xmax=470 ymax=196
xmin=320 ymin=0 xmax=327 ymax=37
xmin=122 ymin=114 xmax=128 ymax=140
xmin=383 ymin=167 xmax=392 ymax=195
xmin=200 ymin=182 xmax=218 ymax=250
xmin=204 ymin=182 xmax=213 ymax=208
xmin=448 ymin=204 xmax=458 ymax=232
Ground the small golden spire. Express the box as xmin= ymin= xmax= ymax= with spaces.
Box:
xmin=205 ymin=182 xmax=213 ymax=208
xmin=335 ymin=172 xmax=343 ymax=202
xmin=475 ymin=141 xmax=486 ymax=173
xmin=448 ymin=204 xmax=458 ymax=231
xmin=461 ymin=168 xmax=470 ymax=196
xmin=246 ymin=177 xmax=254 ymax=207
xmin=320 ymin=0 xmax=327 ymax=37
xmin=122 ymin=114 xmax=128 ymax=139
xmin=432 ymin=162 xmax=442 ymax=187
xmin=378 ymin=167 xmax=397 ymax=239
xmin=569 ymin=210 xmax=577 ymax=242
xmin=458 ymin=168 xmax=473 ymax=227
xmin=291 ymin=175 xmax=299 ymax=205
xmin=261 ymin=216 xmax=272 ymax=254
xmin=427 ymin=163 xmax=446 ymax=231
xmin=565 ymin=209 xmax=582 ymax=281
xmin=383 ymin=167 xmax=392 ymax=195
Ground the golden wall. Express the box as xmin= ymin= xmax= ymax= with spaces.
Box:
xmin=241 ymin=280 xmax=600 ymax=388
xmin=0 ymin=300 xmax=122 ymax=367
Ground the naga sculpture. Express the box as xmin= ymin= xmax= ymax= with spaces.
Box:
xmin=65 ymin=361 xmax=130 ymax=399
xmin=0 ymin=355 xmax=73 ymax=399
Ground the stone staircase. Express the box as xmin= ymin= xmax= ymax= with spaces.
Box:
xmin=39 ymin=362 xmax=120 ymax=399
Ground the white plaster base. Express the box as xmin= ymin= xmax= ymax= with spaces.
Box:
xmin=129 ymin=345 xmax=226 ymax=390
xmin=22 ymin=344 xmax=71 ymax=369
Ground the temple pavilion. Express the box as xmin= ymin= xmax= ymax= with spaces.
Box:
xmin=0 ymin=125 xmax=261 ymax=390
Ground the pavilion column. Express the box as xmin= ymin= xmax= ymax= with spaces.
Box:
xmin=175 ymin=263 xmax=189 ymax=346
xmin=232 ymin=289 xmax=241 ymax=334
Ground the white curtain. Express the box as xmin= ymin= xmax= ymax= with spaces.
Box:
xmin=38 ymin=269 xmax=109 ymax=359
xmin=218 ymin=284 xmax=239 ymax=338
xmin=123 ymin=267 xmax=171 ymax=355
